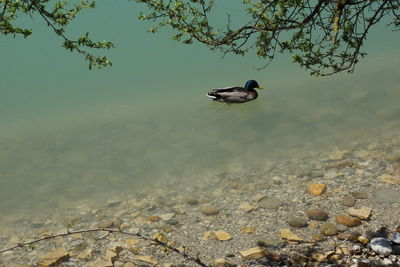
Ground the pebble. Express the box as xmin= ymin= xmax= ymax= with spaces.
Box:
xmin=256 ymin=238 xmax=281 ymax=248
xmin=159 ymin=213 xmax=175 ymax=221
xmin=306 ymin=208 xmax=329 ymax=221
xmin=391 ymin=232 xmax=400 ymax=244
xmin=201 ymin=204 xmax=220 ymax=215
xmin=336 ymin=224 xmax=348 ymax=232
xmin=320 ymin=222 xmax=338 ymax=236
xmin=342 ymin=195 xmax=357 ymax=207
xmin=370 ymin=237 xmax=393 ymax=255
xmin=311 ymin=233 xmax=325 ymax=242
xmin=239 ymin=247 xmax=268 ymax=260
xmin=214 ymin=230 xmax=232 ymax=241
xmin=38 ymin=248 xmax=70 ymax=267
xmin=379 ymin=173 xmax=400 ymax=185
xmin=241 ymin=226 xmax=256 ymax=234
xmin=213 ymin=258 xmax=230 ymax=267
xmin=287 ymin=217 xmax=308 ymax=228
xmin=358 ymin=236 xmax=369 ymax=244
xmin=351 ymin=191 xmax=368 ymax=199
xmin=280 ymin=228 xmax=303 ymax=241
xmin=337 ymin=231 xmax=361 ymax=241
xmin=336 ymin=215 xmax=362 ymax=227
xmin=238 ymin=202 xmax=256 ymax=212
xmin=346 ymin=207 xmax=372 ymax=220
xmin=258 ymin=198 xmax=283 ymax=209
xmin=307 ymin=182 xmax=327 ymax=196
xmin=330 ymin=150 xmax=348 ymax=160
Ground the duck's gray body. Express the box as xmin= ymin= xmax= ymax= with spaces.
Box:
xmin=207 ymin=80 xmax=263 ymax=104
xmin=207 ymin=86 xmax=258 ymax=103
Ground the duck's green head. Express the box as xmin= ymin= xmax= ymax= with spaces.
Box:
xmin=244 ymin=80 xmax=264 ymax=90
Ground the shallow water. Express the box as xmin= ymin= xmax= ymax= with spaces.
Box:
xmin=0 ymin=2 xmax=399 ymax=221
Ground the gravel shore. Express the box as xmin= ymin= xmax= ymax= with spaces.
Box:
xmin=1 ymin=128 xmax=400 ymax=267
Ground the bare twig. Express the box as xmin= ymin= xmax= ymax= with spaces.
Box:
xmin=0 ymin=227 xmax=209 ymax=267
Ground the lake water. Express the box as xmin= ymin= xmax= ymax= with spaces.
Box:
xmin=0 ymin=2 xmax=399 ymax=223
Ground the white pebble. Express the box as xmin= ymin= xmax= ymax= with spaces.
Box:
xmin=370 ymin=237 xmax=393 ymax=255
xmin=391 ymin=232 xmax=400 ymax=244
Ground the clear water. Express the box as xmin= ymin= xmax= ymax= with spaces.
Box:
xmin=0 ymin=2 xmax=399 ymax=219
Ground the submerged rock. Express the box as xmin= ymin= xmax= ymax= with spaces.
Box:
xmin=38 ymin=248 xmax=70 ymax=267
xmin=287 ymin=217 xmax=308 ymax=228
xmin=342 ymin=195 xmax=357 ymax=207
xmin=201 ymin=203 xmax=220 ymax=215
xmin=307 ymin=182 xmax=327 ymax=196
xmin=306 ymin=208 xmax=329 ymax=221
xmin=258 ymin=198 xmax=283 ymax=209
xmin=335 ymin=215 xmax=361 ymax=227
xmin=370 ymin=237 xmax=393 ymax=255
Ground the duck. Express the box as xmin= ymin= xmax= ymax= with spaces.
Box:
xmin=207 ymin=80 xmax=264 ymax=104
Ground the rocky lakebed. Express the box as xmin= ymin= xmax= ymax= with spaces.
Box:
xmin=1 ymin=130 xmax=400 ymax=267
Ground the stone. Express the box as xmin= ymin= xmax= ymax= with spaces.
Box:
xmin=123 ymin=263 xmax=136 ymax=267
xmin=38 ymin=248 xmax=70 ymax=267
xmin=385 ymin=150 xmax=400 ymax=162
xmin=391 ymin=232 xmax=400 ymax=244
xmin=213 ymin=258 xmax=229 ymax=267
xmin=337 ymin=231 xmax=361 ymax=241
xmin=241 ymin=227 xmax=256 ymax=234
xmin=353 ymin=258 xmax=370 ymax=267
xmin=346 ymin=207 xmax=372 ymax=220
xmin=312 ymin=253 xmax=326 ymax=262
xmin=330 ymin=150 xmax=348 ymax=160
xmin=342 ymin=196 xmax=357 ymax=207
xmin=258 ymin=198 xmax=283 ymax=209
xmin=201 ymin=204 xmax=220 ymax=215
xmin=203 ymin=231 xmax=214 ymax=240
xmin=238 ymin=202 xmax=256 ymax=212
xmin=253 ymin=194 xmax=267 ymax=202
xmin=306 ymin=208 xmax=329 ymax=221
xmin=336 ymin=215 xmax=362 ymax=227
xmin=104 ymin=249 xmax=118 ymax=263
xmin=358 ymin=236 xmax=369 ymax=244
xmin=370 ymin=237 xmax=393 ymax=255
xmin=379 ymin=173 xmax=400 ymax=185
xmin=309 ymin=221 xmax=319 ymax=228
xmin=320 ymin=222 xmax=337 ymax=236
xmin=287 ymin=217 xmax=308 ymax=228
xmin=336 ymin=224 xmax=348 ymax=232
xmin=124 ymin=238 xmax=140 ymax=249
xmin=77 ymin=249 xmax=93 ymax=260
xmin=153 ymin=233 xmax=168 ymax=243
xmin=374 ymin=189 xmax=400 ymax=203
xmin=280 ymin=228 xmax=303 ymax=241
xmin=90 ymin=258 xmax=113 ymax=267
xmin=311 ymin=234 xmax=325 ymax=242
xmin=131 ymin=255 xmax=158 ymax=265
xmin=239 ymin=247 xmax=268 ymax=260
xmin=214 ymin=230 xmax=232 ymax=241
xmin=159 ymin=213 xmax=175 ymax=221
xmin=307 ymin=182 xmax=327 ymax=196
xmin=185 ymin=197 xmax=199 ymax=205
xmin=147 ymin=215 xmax=161 ymax=222
xmin=351 ymin=191 xmax=368 ymax=199
xmin=256 ymin=238 xmax=281 ymax=248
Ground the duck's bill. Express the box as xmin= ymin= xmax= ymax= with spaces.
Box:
xmin=257 ymin=85 xmax=265 ymax=90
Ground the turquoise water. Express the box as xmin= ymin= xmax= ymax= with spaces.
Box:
xmin=0 ymin=2 xmax=399 ymax=216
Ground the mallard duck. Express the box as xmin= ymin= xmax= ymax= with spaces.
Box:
xmin=207 ymin=80 xmax=264 ymax=104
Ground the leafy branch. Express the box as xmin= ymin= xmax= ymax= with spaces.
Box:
xmin=136 ymin=0 xmax=400 ymax=76
xmin=0 ymin=0 xmax=114 ymax=69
